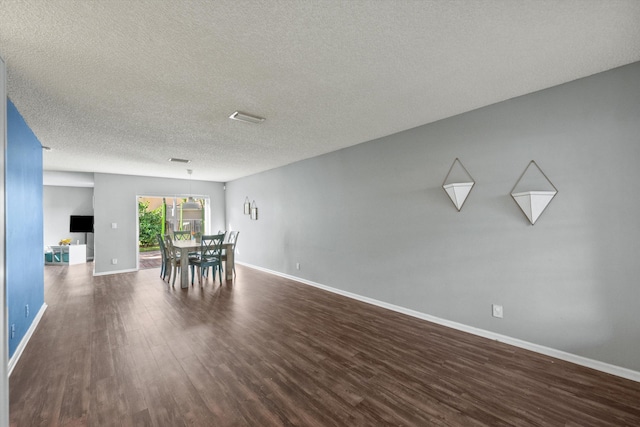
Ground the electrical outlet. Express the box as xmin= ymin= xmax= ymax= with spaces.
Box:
xmin=10 ymin=324 xmax=15 ymax=339
xmin=112 ymin=258 xmax=118 ymax=265
xmin=296 ymin=262 xmax=300 ymax=270
xmin=25 ymin=304 xmax=29 ymax=317
xmin=492 ymin=304 xmax=504 ymax=318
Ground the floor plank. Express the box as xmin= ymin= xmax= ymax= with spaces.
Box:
xmin=9 ymin=263 xmax=640 ymax=426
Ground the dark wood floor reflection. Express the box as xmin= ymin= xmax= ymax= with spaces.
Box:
xmin=10 ymin=264 xmax=640 ymax=426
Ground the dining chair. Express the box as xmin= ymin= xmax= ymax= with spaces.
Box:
xmin=173 ymin=230 xmax=198 ymax=258
xmin=164 ymin=234 xmax=182 ymax=286
xmin=221 ymin=231 xmax=239 ymax=277
xmin=173 ymin=230 xmax=191 ymax=241
xmin=156 ymin=233 xmax=170 ymax=280
xmin=200 ymin=230 xmax=225 ymax=279
xmin=189 ymin=233 xmax=224 ymax=285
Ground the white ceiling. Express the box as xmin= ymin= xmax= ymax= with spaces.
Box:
xmin=1 ymin=1 xmax=639 ymax=183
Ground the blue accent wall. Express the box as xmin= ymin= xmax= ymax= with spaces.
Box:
xmin=6 ymin=99 xmax=44 ymax=358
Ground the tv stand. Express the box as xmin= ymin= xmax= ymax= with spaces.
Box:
xmin=45 ymin=244 xmax=87 ymax=265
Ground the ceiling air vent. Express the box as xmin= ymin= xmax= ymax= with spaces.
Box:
xmin=229 ymin=111 xmax=265 ymax=124
xmin=168 ymin=158 xmax=191 ymax=163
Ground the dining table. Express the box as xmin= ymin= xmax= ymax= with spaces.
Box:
xmin=172 ymin=239 xmax=235 ymax=289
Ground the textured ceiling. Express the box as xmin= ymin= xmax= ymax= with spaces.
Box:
xmin=1 ymin=1 xmax=639 ymax=182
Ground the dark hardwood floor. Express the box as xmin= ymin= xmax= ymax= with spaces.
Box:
xmin=9 ymin=263 xmax=640 ymax=426
xmin=138 ymin=250 xmax=162 ymax=270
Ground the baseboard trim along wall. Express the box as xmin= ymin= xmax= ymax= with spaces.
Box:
xmin=93 ymin=267 xmax=138 ymax=276
xmin=8 ymin=303 xmax=47 ymax=377
xmin=239 ymin=262 xmax=640 ymax=383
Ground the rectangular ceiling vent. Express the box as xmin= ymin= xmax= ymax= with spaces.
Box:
xmin=168 ymin=157 xmax=191 ymax=163
xmin=229 ymin=111 xmax=265 ymax=124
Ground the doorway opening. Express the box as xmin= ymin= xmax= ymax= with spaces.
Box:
xmin=138 ymin=195 xmax=211 ymax=270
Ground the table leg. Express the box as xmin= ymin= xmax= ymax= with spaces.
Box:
xmin=180 ymin=247 xmax=189 ymax=288
xmin=225 ymin=245 xmax=234 ymax=281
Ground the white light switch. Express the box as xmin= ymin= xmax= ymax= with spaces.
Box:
xmin=111 ymin=222 xmax=117 ymax=229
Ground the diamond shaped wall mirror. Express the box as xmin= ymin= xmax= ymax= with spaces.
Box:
xmin=442 ymin=158 xmax=475 ymax=211
xmin=511 ymin=160 xmax=558 ymax=225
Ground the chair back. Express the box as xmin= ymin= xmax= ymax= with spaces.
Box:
xmin=199 ymin=234 xmax=225 ymax=260
xmin=157 ymin=234 xmax=167 ymax=257
xmin=164 ymin=234 xmax=178 ymax=258
xmin=227 ymin=231 xmax=239 ymax=250
xmin=218 ymin=230 xmax=227 ymax=242
xmin=173 ymin=231 xmax=191 ymax=241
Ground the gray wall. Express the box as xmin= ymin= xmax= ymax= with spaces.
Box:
xmin=43 ymin=185 xmax=95 ymax=255
xmin=226 ymin=62 xmax=640 ymax=372
xmin=93 ymin=173 xmax=226 ymax=274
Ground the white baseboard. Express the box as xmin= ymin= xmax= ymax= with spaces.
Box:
xmin=239 ymin=262 xmax=640 ymax=383
xmin=92 ymin=267 xmax=138 ymax=276
xmin=8 ymin=303 xmax=48 ymax=377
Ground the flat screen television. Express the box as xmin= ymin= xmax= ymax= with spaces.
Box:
xmin=70 ymin=215 xmax=94 ymax=233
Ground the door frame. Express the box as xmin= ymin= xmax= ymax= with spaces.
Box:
xmin=135 ymin=194 xmax=211 ymax=270
xmin=1 ymin=54 xmax=10 ymax=427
